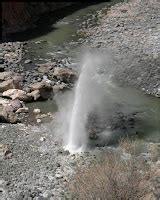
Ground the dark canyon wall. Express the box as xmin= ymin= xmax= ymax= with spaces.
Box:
xmin=2 ymin=2 xmax=76 ymax=37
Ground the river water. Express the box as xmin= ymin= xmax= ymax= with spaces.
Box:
xmin=23 ymin=1 xmax=159 ymax=144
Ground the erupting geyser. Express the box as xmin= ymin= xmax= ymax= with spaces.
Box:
xmin=64 ymin=52 xmax=108 ymax=153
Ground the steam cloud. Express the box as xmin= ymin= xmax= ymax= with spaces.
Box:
xmin=56 ymin=49 xmax=115 ymax=153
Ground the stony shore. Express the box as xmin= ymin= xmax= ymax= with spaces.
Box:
xmin=1 ymin=1 xmax=160 ymax=199
xmin=79 ymin=0 xmax=160 ymax=98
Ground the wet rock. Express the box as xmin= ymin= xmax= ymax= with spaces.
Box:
xmin=3 ymin=89 xmax=31 ymax=102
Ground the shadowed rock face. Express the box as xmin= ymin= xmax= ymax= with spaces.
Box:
xmin=2 ymin=2 xmax=75 ymax=36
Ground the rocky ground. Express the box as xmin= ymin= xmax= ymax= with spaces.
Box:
xmin=1 ymin=121 xmax=159 ymax=200
xmin=0 ymin=41 xmax=77 ymax=124
xmin=1 ymin=0 xmax=160 ymax=199
xmin=78 ymin=0 xmax=160 ymax=97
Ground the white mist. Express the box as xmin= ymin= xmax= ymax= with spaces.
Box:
xmin=64 ymin=52 xmax=109 ymax=153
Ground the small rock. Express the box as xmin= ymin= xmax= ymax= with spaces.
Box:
xmin=24 ymin=59 xmax=32 ymax=64
xmin=0 ymin=144 xmax=12 ymax=159
xmin=40 ymin=137 xmax=46 ymax=142
xmin=55 ymin=173 xmax=63 ymax=179
xmin=33 ymin=108 xmax=41 ymax=114
xmin=16 ymin=107 xmax=29 ymax=113
xmin=37 ymin=119 xmax=41 ymax=123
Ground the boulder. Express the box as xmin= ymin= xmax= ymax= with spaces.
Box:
xmin=30 ymin=80 xmax=52 ymax=90
xmin=3 ymin=89 xmax=31 ymax=101
xmin=0 ymin=105 xmax=18 ymax=123
xmin=53 ymin=67 xmax=76 ymax=83
xmin=0 ymin=79 xmax=17 ymax=92
xmin=30 ymin=80 xmax=53 ymax=99
xmin=0 ymin=71 xmax=12 ymax=81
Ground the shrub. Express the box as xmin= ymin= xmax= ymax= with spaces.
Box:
xmin=69 ymin=140 xmax=153 ymax=200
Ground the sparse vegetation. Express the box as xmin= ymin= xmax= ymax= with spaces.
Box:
xmin=69 ymin=139 xmax=153 ymax=200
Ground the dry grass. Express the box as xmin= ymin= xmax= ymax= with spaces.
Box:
xmin=119 ymin=137 xmax=139 ymax=155
xmin=69 ymin=139 xmax=153 ymax=200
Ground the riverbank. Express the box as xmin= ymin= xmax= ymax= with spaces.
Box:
xmin=79 ymin=0 xmax=160 ymax=98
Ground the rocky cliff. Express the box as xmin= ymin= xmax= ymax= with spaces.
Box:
xmin=2 ymin=2 xmax=75 ymax=37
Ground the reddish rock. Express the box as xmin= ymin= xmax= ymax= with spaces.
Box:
xmin=3 ymin=89 xmax=31 ymax=102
